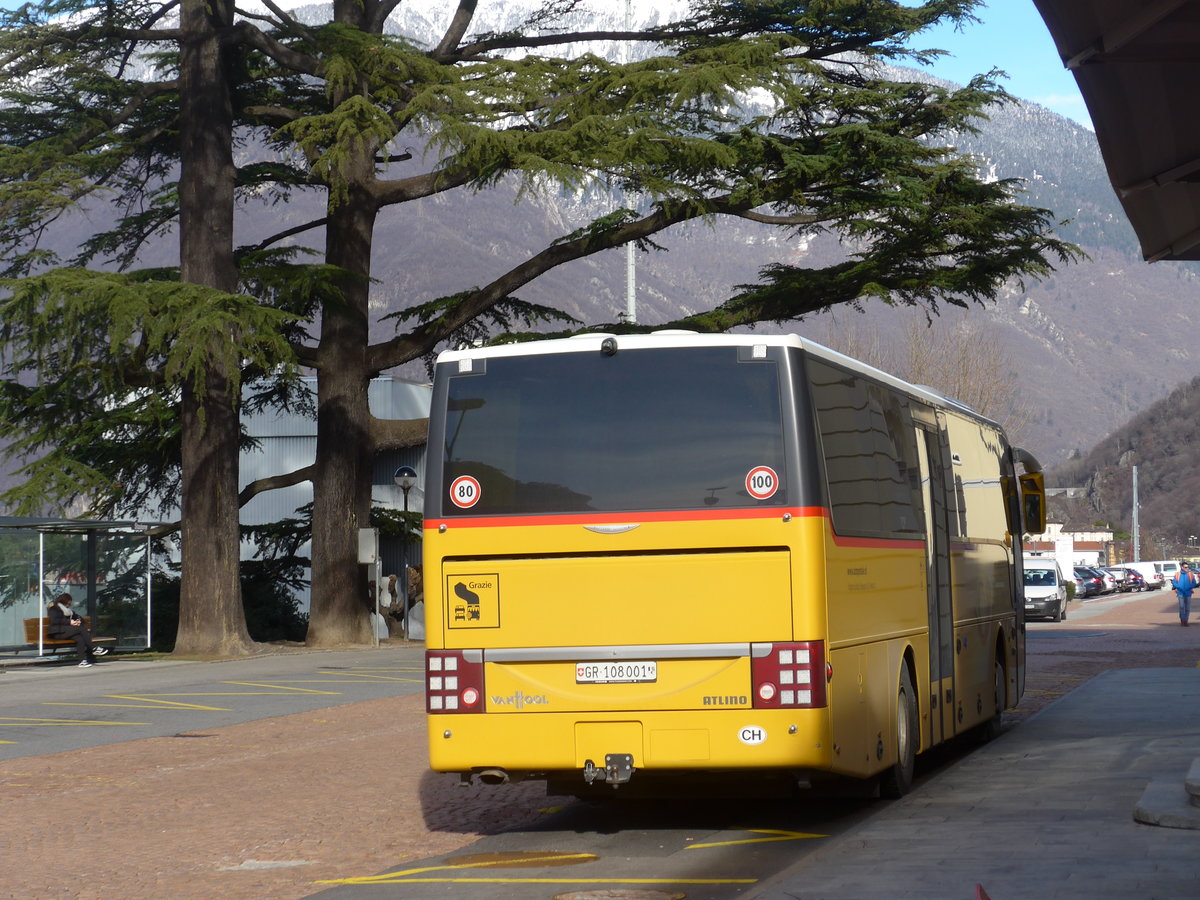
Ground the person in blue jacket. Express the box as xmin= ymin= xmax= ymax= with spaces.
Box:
xmin=1171 ymin=561 xmax=1198 ymax=626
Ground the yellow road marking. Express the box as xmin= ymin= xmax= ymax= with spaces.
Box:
xmin=685 ymin=828 xmax=826 ymax=849
xmin=316 ymin=852 xmax=755 ymax=886
xmin=223 ymin=681 xmax=343 ymax=694
xmin=1 ymin=717 xmax=151 ymax=727
xmin=45 ymin=694 xmax=233 ymax=711
xmin=249 ymin=677 xmax=420 ymax=684
xmin=113 ymin=692 xmax=331 ymax=698
xmin=328 ymin=877 xmax=759 ymax=885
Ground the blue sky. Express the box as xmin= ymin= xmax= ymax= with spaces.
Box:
xmin=918 ymin=2 xmax=1091 ymax=129
xmin=0 ymin=0 xmax=1090 ymax=128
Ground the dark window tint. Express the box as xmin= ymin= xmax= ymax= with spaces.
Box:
xmin=808 ymin=359 xmax=922 ymax=537
xmin=440 ymin=346 xmax=787 ymax=515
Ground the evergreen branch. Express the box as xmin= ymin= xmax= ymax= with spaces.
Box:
xmin=239 ymin=464 xmax=315 ymax=507
xmin=256 ymin=0 xmax=319 ymax=49
xmin=231 ymin=20 xmax=320 ymax=76
xmin=367 ymin=196 xmax=726 ymax=370
xmin=243 ymin=104 xmax=305 ymax=124
xmin=433 ymin=0 xmax=478 ymax=59
xmin=372 ymin=164 xmax=476 ymax=206
xmin=371 ymin=0 xmax=404 ymax=35
xmin=452 ymin=29 xmax=667 ymax=61
xmin=239 ymin=216 xmax=330 ymax=253
xmin=734 ymin=209 xmax=831 ymax=226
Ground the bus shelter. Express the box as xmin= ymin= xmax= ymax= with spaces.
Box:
xmin=0 ymin=518 xmax=157 ymax=655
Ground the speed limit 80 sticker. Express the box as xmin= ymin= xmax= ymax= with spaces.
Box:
xmin=449 ymin=475 xmax=481 ymax=509
xmin=745 ymin=465 xmax=779 ymax=500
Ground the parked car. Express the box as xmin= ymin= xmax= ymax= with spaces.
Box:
xmin=1096 ymin=567 xmax=1118 ymax=593
xmin=1124 ymin=561 xmax=1165 ymax=590
xmin=1104 ymin=566 xmax=1140 ymax=592
xmin=1073 ymin=566 xmax=1102 ymax=598
xmin=1023 ymin=560 xmax=1068 ymax=621
xmin=1080 ymin=565 xmax=1115 ymax=594
xmin=1113 ymin=567 xmax=1146 ymax=591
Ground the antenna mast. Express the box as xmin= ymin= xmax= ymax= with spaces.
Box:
xmin=623 ymin=0 xmax=636 ymax=324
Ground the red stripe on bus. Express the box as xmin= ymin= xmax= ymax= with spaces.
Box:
xmin=424 ymin=507 xmax=827 ymax=530
xmin=424 ymin=506 xmax=923 ymax=549
xmin=831 ymin=533 xmax=926 ymax=550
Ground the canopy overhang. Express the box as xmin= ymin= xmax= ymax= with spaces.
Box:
xmin=1034 ymin=0 xmax=1200 ymax=260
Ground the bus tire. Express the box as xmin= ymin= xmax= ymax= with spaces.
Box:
xmin=880 ymin=666 xmax=917 ymax=798
xmin=980 ymin=659 xmax=1005 ymax=743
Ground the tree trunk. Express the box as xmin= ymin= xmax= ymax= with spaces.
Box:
xmin=306 ymin=0 xmax=379 ymax=645
xmin=173 ymin=0 xmax=255 ymax=656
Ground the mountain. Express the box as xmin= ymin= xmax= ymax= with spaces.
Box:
xmin=24 ymin=0 xmax=1200 ymax=477
xmin=1045 ymin=374 xmax=1200 ymax=559
xmin=353 ymin=1 xmax=1200 ymax=469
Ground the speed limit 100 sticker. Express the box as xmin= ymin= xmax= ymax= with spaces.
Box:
xmin=745 ymin=465 xmax=779 ymax=500
xmin=449 ymin=475 xmax=481 ymax=509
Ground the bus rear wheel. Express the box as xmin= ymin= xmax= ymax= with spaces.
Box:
xmin=979 ymin=659 xmax=1005 ymax=743
xmin=880 ymin=666 xmax=917 ymax=798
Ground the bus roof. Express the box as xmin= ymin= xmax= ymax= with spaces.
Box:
xmin=436 ymin=331 xmax=998 ymax=428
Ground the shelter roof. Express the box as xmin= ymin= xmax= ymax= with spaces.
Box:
xmin=1034 ymin=1 xmax=1200 ymax=260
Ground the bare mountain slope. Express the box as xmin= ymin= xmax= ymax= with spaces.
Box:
xmin=19 ymin=1 xmax=1200 ymax=478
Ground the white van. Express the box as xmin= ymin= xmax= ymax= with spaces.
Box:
xmin=1147 ymin=564 xmax=1176 ymax=592
xmin=1022 ymin=556 xmax=1068 ymax=621
xmin=1125 ymin=561 xmax=1166 ymax=590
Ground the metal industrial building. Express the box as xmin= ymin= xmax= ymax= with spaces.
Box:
xmin=239 ymin=374 xmax=432 ymax=611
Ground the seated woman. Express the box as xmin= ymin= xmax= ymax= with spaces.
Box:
xmin=47 ymin=592 xmax=107 ymax=668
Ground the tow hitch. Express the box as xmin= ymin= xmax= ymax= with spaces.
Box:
xmin=582 ymin=754 xmax=635 ymax=787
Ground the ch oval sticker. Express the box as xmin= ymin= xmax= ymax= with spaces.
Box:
xmin=738 ymin=725 xmax=767 ymax=746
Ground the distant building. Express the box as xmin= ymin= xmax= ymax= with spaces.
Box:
xmin=239 ymin=375 xmax=431 ymax=610
xmin=1025 ymin=522 xmax=1113 ymax=568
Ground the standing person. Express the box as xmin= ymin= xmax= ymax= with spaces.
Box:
xmin=1171 ymin=561 xmax=1198 ymax=626
xmin=46 ymin=593 xmax=108 ymax=667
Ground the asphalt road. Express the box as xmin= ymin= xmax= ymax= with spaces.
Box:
xmin=4 ymin=586 xmax=1185 ymax=900
xmin=0 ymin=645 xmax=427 ymax=760
xmin=309 ymin=586 xmax=1177 ymax=900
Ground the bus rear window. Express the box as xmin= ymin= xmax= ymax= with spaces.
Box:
xmin=438 ymin=346 xmax=788 ymax=515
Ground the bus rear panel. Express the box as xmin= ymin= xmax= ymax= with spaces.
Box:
xmin=422 ymin=333 xmax=1032 ymax=794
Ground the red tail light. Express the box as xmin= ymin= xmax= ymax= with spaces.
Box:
xmin=751 ymin=641 xmax=828 ymax=709
xmin=426 ymin=650 xmax=484 ymax=714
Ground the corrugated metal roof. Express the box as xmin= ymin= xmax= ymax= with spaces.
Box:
xmin=245 ymin=375 xmax=431 ymax=438
xmin=1034 ymin=0 xmax=1200 ymax=261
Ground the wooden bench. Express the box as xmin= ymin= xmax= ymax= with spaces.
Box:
xmin=23 ymin=617 xmax=117 ymax=656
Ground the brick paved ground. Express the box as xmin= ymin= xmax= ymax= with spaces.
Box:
xmin=1014 ymin=587 xmax=1200 ymax=723
xmin=0 ymin=693 xmax=549 ymax=899
xmin=2 ymin=588 xmax=1196 ymax=898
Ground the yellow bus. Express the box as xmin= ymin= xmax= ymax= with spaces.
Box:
xmin=422 ymin=332 xmax=1045 ymax=797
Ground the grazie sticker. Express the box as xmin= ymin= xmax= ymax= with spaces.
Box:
xmin=745 ymin=465 xmax=779 ymax=500
xmin=449 ymin=475 xmax=481 ymax=508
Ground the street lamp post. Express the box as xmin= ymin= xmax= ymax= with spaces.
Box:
xmin=393 ymin=466 xmax=418 ymax=636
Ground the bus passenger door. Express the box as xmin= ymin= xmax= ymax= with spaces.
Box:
xmin=916 ymin=420 xmax=955 ymax=745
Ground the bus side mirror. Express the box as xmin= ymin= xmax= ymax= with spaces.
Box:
xmin=1019 ymin=472 xmax=1046 ymax=534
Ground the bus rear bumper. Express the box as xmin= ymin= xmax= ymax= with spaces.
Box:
xmin=428 ymin=707 xmax=833 ymax=783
